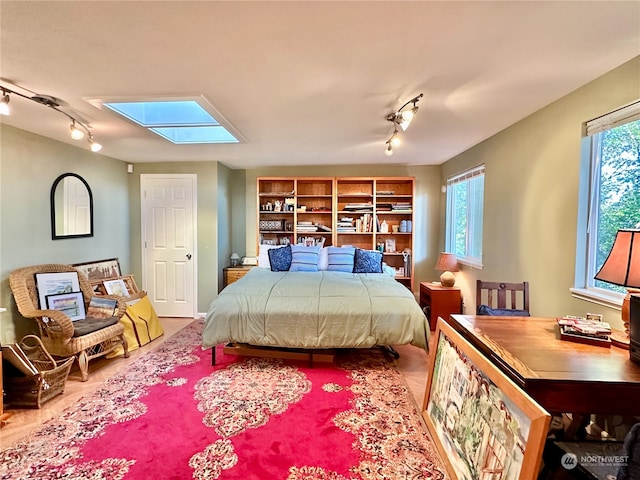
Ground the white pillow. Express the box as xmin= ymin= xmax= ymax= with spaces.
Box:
xmin=258 ymin=244 xmax=281 ymax=268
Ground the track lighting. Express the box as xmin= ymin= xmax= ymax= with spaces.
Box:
xmin=88 ymin=135 xmax=102 ymax=152
xmin=70 ymin=120 xmax=85 ymax=140
xmin=384 ymin=93 xmax=423 ymax=155
xmin=0 ymin=90 xmax=10 ymax=116
xmin=384 ymin=142 xmax=394 ymax=156
xmin=0 ymin=83 xmax=102 ymax=153
xmin=389 ymin=128 xmax=401 ymax=147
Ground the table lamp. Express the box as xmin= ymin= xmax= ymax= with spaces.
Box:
xmin=435 ymin=252 xmax=459 ymax=287
xmin=229 ymin=252 xmax=241 ymax=267
xmin=594 ymin=229 xmax=640 ymax=349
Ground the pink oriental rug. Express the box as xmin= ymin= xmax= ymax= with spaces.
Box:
xmin=0 ymin=321 xmax=447 ymax=479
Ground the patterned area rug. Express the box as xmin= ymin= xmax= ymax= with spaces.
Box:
xmin=0 ymin=321 xmax=447 ymax=479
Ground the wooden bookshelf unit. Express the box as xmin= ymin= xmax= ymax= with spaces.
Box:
xmin=257 ymin=177 xmax=415 ymax=289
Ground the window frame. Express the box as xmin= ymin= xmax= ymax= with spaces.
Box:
xmin=445 ymin=164 xmax=485 ymax=268
xmin=572 ymin=100 xmax=640 ymax=308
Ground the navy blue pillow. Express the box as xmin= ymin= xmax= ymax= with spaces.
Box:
xmin=268 ymin=245 xmax=292 ymax=271
xmin=353 ymin=248 xmax=383 ymax=273
xmin=477 ymin=304 xmax=530 ymax=316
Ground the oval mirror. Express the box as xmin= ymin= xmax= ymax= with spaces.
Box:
xmin=50 ymin=173 xmax=94 ymax=239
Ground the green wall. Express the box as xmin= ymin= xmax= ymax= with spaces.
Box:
xmin=0 ymin=125 xmax=130 ymax=343
xmin=440 ymin=55 xmax=640 ymax=328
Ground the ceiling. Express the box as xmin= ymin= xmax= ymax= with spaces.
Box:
xmin=1 ymin=1 xmax=639 ymax=169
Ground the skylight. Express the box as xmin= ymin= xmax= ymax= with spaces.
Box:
xmin=103 ymin=99 xmax=239 ymax=144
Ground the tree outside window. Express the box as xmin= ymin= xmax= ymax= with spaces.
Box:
xmin=583 ymin=105 xmax=640 ymax=295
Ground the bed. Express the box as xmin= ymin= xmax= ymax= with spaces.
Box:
xmin=202 ymin=267 xmax=429 ymax=362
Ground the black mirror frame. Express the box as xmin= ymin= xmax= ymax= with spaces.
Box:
xmin=50 ymin=172 xmax=94 ymax=240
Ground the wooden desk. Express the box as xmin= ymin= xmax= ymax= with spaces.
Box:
xmin=446 ymin=314 xmax=640 ymax=415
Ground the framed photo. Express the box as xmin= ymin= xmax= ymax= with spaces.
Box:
xmin=72 ymin=258 xmax=121 ymax=282
xmin=87 ymin=297 xmax=118 ymax=319
xmin=46 ymin=292 xmax=86 ymax=321
xmin=103 ymin=278 xmax=129 ymax=297
xmin=385 ymin=238 xmax=396 ymax=253
xmin=423 ymin=319 xmax=550 ymax=480
xmin=121 ymin=275 xmax=139 ymax=295
xmin=36 ymin=272 xmax=81 ymax=310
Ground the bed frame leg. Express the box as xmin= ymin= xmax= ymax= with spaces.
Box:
xmin=212 ymin=347 xmax=216 ymax=366
xmin=380 ymin=345 xmax=400 ymax=359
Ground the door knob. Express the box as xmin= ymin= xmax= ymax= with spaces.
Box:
xmin=186 ymin=254 xmax=192 ymax=260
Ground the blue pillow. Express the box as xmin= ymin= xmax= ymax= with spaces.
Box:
xmin=268 ymin=245 xmax=292 ymax=271
xmin=289 ymin=245 xmax=320 ymax=272
xmin=353 ymin=248 xmax=383 ymax=273
xmin=477 ymin=304 xmax=530 ymax=316
xmin=327 ymin=246 xmax=356 ymax=272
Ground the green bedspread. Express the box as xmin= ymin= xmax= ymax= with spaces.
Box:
xmin=202 ymin=268 xmax=429 ymax=351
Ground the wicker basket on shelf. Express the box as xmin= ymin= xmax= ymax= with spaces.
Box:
xmin=3 ymin=335 xmax=74 ymax=408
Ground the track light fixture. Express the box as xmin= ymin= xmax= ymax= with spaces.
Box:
xmin=70 ymin=120 xmax=85 ymax=140
xmin=384 ymin=93 xmax=423 ymax=155
xmin=389 ymin=128 xmax=401 ymax=147
xmin=88 ymin=134 xmax=102 ymax=152
xmin=0 ymin=84 xmax=102 ymax=153
xmin=0 ymin=90 xmax=10 ymax=116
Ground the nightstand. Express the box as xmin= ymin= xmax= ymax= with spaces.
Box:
xmin=223 ymin=266 xmax=254 ymax=287
xmin=419 ymin=282 xmax=462 ymax=330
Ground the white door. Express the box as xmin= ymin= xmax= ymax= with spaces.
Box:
xmin=141 ymin=174 xmax=197 ymax=317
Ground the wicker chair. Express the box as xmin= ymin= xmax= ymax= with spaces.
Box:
xmin=9 ymin=264 xmax=129 ymax=381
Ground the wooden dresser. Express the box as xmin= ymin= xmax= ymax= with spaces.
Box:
xmin=223 ymin=266 xmax=254 ymax=288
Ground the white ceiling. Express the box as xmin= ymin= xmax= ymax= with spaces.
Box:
xmin=1 ymin=1 xmax=639 ymax=169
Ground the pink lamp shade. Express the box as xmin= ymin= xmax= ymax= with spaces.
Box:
xmin=594 ymin=229 xmax=640 ymax=349
xmin=435 ymin=252 xmax=459 ymax=287
xmin=594 ymin=229 xmax=640 ymax=288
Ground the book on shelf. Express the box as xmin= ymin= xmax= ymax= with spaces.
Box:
xmin=2 ymin=343 xmax=39 ymax=376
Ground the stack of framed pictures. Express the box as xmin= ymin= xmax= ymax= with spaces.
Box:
xmin=72 ymin=258 xmax=139 ymax=299
xmin=72 ymin=258 xmax=163 ymax=357
xmin=35 ymin=271 xmax=85 ymax=321
xmin=422 ymin=319 xmax=550 ymax=480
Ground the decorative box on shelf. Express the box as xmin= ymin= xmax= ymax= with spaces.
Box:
xmin=259 ymin=219 xmax=285 ymax=231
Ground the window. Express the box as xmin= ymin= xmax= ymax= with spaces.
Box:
xmin=100 ymin=97 xmax=243 ymax=144
xmin=445 ymin=165 xmax=484 ymax=267
xmin=575 ymin=100 xmax=640 ymax=302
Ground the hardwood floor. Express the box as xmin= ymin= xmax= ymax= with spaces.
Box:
xmin=0 ymin=318 xmax=432 ymax=449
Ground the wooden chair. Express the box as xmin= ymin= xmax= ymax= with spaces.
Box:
xmin=9 ymin=264 xmax=129 ymax=381
xmin=476 ymin=280 xmax=530 ymax=314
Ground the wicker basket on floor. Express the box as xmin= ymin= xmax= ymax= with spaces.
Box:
xmin=3 ymin=335 xmax=74 ymax=408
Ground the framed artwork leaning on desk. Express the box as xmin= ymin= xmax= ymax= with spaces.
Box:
xmin=423 ymin=318 xmax=551 ymax=480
